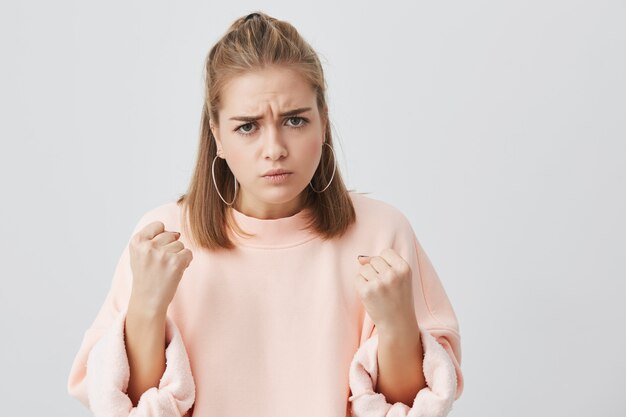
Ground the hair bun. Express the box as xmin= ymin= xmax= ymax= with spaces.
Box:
xmin=244 ymin=12 xmax=261 ymax=22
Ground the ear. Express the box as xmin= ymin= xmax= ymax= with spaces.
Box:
xmin=210 ymin=121 xmax=224 ymax=157
xmin=209 ymin=120 xmax=217 ymax=139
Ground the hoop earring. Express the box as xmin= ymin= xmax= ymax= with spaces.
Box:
xmin=212 ymin=154 xmax=238 ymax=205
xmin=309 ymin=142 xmax=337 ymax=193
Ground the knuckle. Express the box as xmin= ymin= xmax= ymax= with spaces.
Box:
xmin=382 ymin=269 xmax=395 ymax=281
xmin=361 ymin=286 xmax=374 ymax=299
xmin=130 ymin=233 xmax=142 ymax=246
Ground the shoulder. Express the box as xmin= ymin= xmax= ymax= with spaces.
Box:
xmin=347 ymin=191 xmax=419 ymax=263
xmin=130 ymin=199 xmax=183 ymax=235
xmin=348 ymin=191 xmax=414 ymax=232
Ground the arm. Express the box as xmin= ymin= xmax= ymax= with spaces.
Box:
xmin=375 ymin=316 xmax=426 ymax=407
xmin=348 ymin=215 xmax=463 ymax=416
xmin=125 ymin=295 xmax=167 ymax=407
xmin=67 ymin=211 xmax=196 ymax=416
xmin=82 ymin=303 xmax=196 ymax=417
xmin=348 ymin=324 xmax=459 ymax=417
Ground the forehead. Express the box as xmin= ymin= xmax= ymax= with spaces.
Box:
xmin=220 ymin=66 xmax=315 ymax=115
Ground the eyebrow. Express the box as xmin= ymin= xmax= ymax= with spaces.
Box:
xmin=228 ymin=107 xmax=312 ymax=122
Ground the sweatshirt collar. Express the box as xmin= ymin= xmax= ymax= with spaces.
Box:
xmin=227 ymin=205 xmax=318 ymax=248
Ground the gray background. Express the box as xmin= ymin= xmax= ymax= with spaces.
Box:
xmin=1 ymin=1 xmax=624 ymax=416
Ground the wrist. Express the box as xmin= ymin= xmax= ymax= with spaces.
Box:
xmin=377 ymin=314 xmax=420 ymax=339
xmin=128 ymin=292 xmax=168 ymax=319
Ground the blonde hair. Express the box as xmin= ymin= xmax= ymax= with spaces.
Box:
xmin=177 ymin=11 xmax=357 ymax=250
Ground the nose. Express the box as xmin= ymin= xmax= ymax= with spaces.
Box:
xmin=262 ymin=128 xmax=288 ymax=160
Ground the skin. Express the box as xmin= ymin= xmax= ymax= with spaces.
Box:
xmin=357 ymin=252 xmax=426 ymax=405
xmin=126 ymin=223 xmax=192 ymax=406
xmin=209 ymin=65 xmax=328 ymax=220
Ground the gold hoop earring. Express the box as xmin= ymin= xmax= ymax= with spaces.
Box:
xmin=309 ymin=142 xmax=336 ymax=193
xmin=212 ymin=153 xmax=238 ymax=205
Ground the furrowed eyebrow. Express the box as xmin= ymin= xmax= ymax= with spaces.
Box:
xmin=228 ymin=107 xmax=312 ymax=122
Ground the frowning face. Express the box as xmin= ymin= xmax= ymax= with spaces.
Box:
xmin=210 ymin=65 xmax=327 ymax=219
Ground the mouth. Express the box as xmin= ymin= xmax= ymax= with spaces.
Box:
xmin=262 ymin=169 xmax=293 ymax=177
xmin=262 ymin=172 xmax=293 ymax=184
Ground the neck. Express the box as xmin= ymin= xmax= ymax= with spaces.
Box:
xmin=233 ymin=191 xmax=305 ymax=220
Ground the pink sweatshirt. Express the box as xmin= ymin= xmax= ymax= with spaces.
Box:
xmin=67 ymin=191 xmax=464 ymax=417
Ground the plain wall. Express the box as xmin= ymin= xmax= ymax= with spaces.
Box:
xmin=1 ymin=1 xmax=624 ymax=416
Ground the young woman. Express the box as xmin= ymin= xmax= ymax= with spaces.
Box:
xmin=68 ymin=11 xmax=464 ymax=417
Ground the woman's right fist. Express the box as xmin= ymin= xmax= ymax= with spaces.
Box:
xmin=128 ymin=221 xmax=193 ymax=314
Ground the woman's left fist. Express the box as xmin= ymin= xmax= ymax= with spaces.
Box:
xmin=355 ymin=248 xmax=417 ymax=331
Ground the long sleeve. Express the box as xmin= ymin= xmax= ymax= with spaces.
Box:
xmin=67 ymin=212 xmax=196 ymax=417
xmin=348 ymin=214 xmax=464 ymax=416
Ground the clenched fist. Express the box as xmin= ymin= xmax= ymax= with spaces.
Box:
xmin=355 ymin=249 xmax=417 ymax=331
xmin=129 ymin=221 xmax=193 ymax=314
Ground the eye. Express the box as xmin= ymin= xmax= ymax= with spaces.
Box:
xmin=234 ymin=117 xmax=309 ymax=136
xmin=237 ymin=123 xmax=256 ymax=135
xmin=286 ymin=116 xmax=308 ymax=128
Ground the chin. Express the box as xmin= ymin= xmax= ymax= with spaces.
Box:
xmin=257 ymin=184 xmax=308 ymax=203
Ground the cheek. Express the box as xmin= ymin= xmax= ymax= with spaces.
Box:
xmin=222 ymin=146 xmax=250 ymax=179
xmin=301 ymin=138 xmax=323 ymax=170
